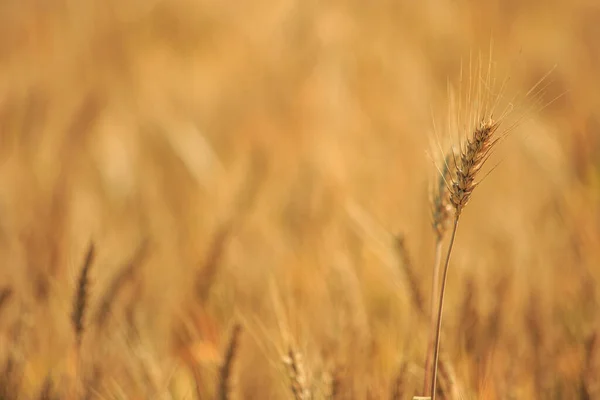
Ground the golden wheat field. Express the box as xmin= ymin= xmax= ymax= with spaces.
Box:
xmin=0 ymin=0 xmax=599 ymax=399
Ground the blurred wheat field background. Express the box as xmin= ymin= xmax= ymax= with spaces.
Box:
xmin=0 ymin=0 xmax=599 ymax=399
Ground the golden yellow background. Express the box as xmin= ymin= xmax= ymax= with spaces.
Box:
xmin=0 ymin=0 xmax=598 ymax=398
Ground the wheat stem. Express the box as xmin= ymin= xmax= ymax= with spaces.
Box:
xmin=430 ymin=215 xmax=459 ymax=400
xmin=423 ymin=238 xmax=443 ymax=395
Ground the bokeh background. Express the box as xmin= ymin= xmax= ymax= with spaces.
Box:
xmin=0 ymin=0 xmax=599 ymax=398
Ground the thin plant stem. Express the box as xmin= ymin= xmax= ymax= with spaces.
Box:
xmin=431 ymin=215 xmax=460 ymax=400
xmin=423 ymin=238 xmax=443 ymax=395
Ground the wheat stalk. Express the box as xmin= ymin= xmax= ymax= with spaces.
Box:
xmin=218 ymin=323 xmax=242 ymax=400
xmin=283 ymin=347 xmax=311 ymax=400
xmin=424 ymin=153 xmax=453 ymax=393
xmin=429 ymin=117 xmax=502 ymax=399
xmin=425 ymin=46 xmax=558 ymax=397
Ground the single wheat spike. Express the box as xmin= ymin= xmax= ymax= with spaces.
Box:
xmin=431 ymin=117 xmax=503 ymax=400
xmin=69 ymin=243 xmax=95 ymax=399
xmin=218 ymin=324 xmax=242 ymax=400
xmin=283 ymin=347 xmax=311 ymax=400
xmin=72 ymin=242 xmax=95 ymax=347
xmin=427 ymin=44 xmax=556 ymax=398
xmin=450 ymin=118 xmax=500 ymax=215
xmin=430 ymin=154 xmax=453 ymax=241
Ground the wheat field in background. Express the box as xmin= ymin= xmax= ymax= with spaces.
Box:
xmin=0 ymin=0 xmax=599 ymax=399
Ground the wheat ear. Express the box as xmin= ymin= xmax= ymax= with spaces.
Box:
xmin=430 ymin=118 xmax=501 ymax=400
xmin=283 ymin=347 xmax=311 ymax=400
xmin=72 ymin=242 xmax=95 ymax=347
xmin=449 ymin=119 xmax=501 ymax=215
xmin=70 ymin=242 xmax=95 ymax=399
xmin=218 ymin=324 xmax=242 ymax=400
